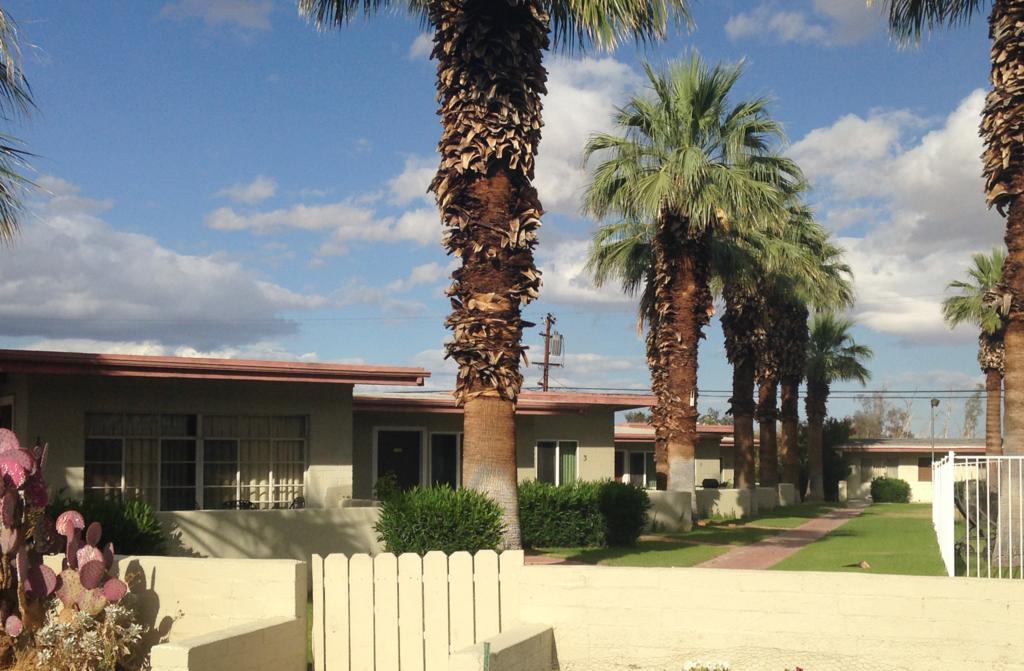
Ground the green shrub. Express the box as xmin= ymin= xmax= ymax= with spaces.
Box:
xmin=870 ymin=476 xmax=911 ymax=503
xmin=374 ymin=486 xmax=504 ymax=555
xmin=47 ymin=493 xmax=166 ymax=555
xmin=519 ymin=481 xmax=605 ymax=548
xmin=518 ymin=480 xmax=650 ymax=548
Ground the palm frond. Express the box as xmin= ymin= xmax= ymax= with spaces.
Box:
xmin=297 ymin=0 xmax=427 ymax=27
xmin=550 ymin=0 xmax=693 ymax=52
xmin=873 ymin=0 xmax=989 ymax=43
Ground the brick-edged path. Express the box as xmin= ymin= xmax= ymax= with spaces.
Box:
xmin=696 ymin=502 xmax=867 ymax=570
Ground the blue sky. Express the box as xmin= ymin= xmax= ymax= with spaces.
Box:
xmin=0 ymin=0 xmax=1000 ymax=436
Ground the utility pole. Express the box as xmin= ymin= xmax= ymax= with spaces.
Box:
xmin=540 ymin=313 xmax=555 ymax=392
xmin=930 ymin=398 xmax=940 ymax=462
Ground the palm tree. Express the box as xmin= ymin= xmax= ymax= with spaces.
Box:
xmin=585 ymin=56 xmax=794 ymax=500
xmin=300 ymin=1 xmax=692 ymax=548
xmin=876 ymin=0 xmax=1024 ymax=459
xmin=804 ymin=313 xmax=872 ymax=500
xmin=943 ymin=247 xmax=1006 ymax=454
xmin=751 ymin=206 xmax=852 ymax=491
xmin=0 ymin=7 xmax=33 ymax=242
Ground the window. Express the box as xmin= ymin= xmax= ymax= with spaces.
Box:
xmin=84 ymin=413 xmax=307 ymax=511
xmin=918 ymin=456 xmax=932 ymax=482
xmin=0 ymin=395 xmax=13 ymax=430
xmin=429 ymin=433 xmax=461 ymax=489
xmin=536 ymin=440 xmax=578 ymax=485
xmin=885 ymin=457 xmax=899 ymax=479
xmin=625 ymin=451 xmax=657 ymax=489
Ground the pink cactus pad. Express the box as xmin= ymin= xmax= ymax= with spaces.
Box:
xmin=101 ymin=578 xmax=127 ymax=603
xmin=55 ymin=510 xmax=85 ymax=537
xmin=4 ymin=615 xmax=22 ymax=637
xmin=0 ymin=429 xmax=19 ymax=453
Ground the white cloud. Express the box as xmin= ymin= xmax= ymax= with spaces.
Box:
xmin=726 ymin=0 xmax=881 ymax=46
xmin=0 ymin=180 xmax=326 ymax=349
xmin=160 ymin=0 xmax=273 ymax=31
xmin=388 ymin=155 xmax=435 ymax=206
xmin=23 ymin=338 xmax=320 ymax=362
xmin=536 ymin=57 xmax=641 ymax=216
xmin=409 ymin=33 xmax=433 ymax=60
xmin=206 ymin=201 xmax=438 ymax=256
xmin=792 ymin=89 xmax=1003 ymax=341
xmin=35 ymin=175 xmax=114 ymax=215
xmin=535 ymin=238 xmax=636 ymax=307
xmin=215 ymin=175 xmax=278 ymax=205
xmin=385 ymin=261 xmax=449 ymax=293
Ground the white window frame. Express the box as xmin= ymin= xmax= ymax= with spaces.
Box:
xmin=534 ymin=438 xmax=579 ymax=486
xmin=84 ymin=412 xmax=309 ymax=511
xmin=623 ymin=449 xmax=656 ymax=489
xmin=371 ymin=426 xmax=427 ymax=493
xmin=428 ymin=431 xmax=463 ymax=489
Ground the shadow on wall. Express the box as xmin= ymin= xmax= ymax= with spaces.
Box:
xmin=156 ymin=508 xmax=383 ymax=563
xmin=122 ymin=559 xmax=176 ymax=663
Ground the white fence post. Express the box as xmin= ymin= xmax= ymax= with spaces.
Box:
xmin=932 ymin=452 xmax=955 ymax=577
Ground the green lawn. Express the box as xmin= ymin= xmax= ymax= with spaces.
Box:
xmin=531 ymin=502 xmax=835 ymax=567
xmin=771 ymin=503 xmax=946 ymax=576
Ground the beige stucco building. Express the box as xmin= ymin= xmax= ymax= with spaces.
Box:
xmin=839 ymin=438 xmax=985 ymax=503
xmin=613 ymin=422 xmax=737 ymax=487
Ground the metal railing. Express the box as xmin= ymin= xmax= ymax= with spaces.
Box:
xmin=933 ymin=452 xmax=1024 ymax=578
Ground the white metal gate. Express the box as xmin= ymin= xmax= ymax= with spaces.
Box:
xmin=932 ymin=452 xmax=1024 ymax=579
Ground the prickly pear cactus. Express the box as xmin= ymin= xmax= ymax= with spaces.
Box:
xmin=0 ymin=429 xmax=58 ymax=666
xmin=54 ymin=513 xmax=128 ymax=620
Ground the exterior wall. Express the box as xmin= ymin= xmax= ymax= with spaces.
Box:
xmin=352 ymin=409 xmax=616 ymax=499
xmin=158 ymin=507 xmax=383 ymax=562
xmin=646 ymin=491 xmax=692 ymax=532
xmin=519 ymin=564 xmax=1024 ymax=671
xmin=846 ymin=452 xmax=935 ymax=503
xmin=616 ymin=437 xmax=726 ymax=486
xmin=43 ymin=554 xmax=307 ymax=671
xmin=10 ymin=373 xmax=353 ymax=508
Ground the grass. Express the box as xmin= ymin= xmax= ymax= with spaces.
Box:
xmin=771 ymin=503 xmax=946 ymax=576
xmin=530 ymin=502 xmax=836 ymax=568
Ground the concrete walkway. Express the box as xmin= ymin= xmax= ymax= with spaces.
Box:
xmin=696 ymin=502 xmax=868 ymax=570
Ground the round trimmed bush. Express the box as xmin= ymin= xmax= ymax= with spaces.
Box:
xmin=518 ymin=480 xmax=650 ymax=549
xmin=374 ymin=485 xmax=504 ymax=555
xmin=870 ymin=476 xmax=911 ymax=503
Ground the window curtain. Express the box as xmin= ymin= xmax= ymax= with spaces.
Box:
xmin=559 ymin=442 xmax=577 ymax=484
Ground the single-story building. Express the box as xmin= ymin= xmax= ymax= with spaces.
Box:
xmin=839 ymin=438 xmax=986 ymax=503
xmin=613 ymin=422 xmax=739 ymax=487
xmin=352 ymin=391 xmax=656 ymax=499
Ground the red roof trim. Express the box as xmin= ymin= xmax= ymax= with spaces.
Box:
xmin=839 ymin=445 xmax=986 ymax=455
xmin=354 ymin=391 xmax=655 ymax=415
xmin=0 ymin=349 xmax=429 ymax=386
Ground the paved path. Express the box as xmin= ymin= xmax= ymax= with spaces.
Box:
xmin=696 ymin=502 xmax=867 ymax=570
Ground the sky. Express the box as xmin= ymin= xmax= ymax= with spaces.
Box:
xmin=0 ymin=0 xmax=1001 ymax=437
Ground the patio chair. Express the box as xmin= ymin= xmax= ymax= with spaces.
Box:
xmin=222 ymin=499 xmax=256 ymax=510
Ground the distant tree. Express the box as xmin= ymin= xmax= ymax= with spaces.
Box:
xmin=698 ymin=408 xmax=733 ymax=425
xmin=851 ymin=391 xmax=914 ymax=439
xmin=962 ymin=384 xmax=983 ymax=439
xmin=624 ymin=410 xmax=651 ymax=424
xmin=798 ymin=417 xmax=852 ymax=503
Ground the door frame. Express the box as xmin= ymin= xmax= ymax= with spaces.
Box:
xmin=371 ymin=426 xmax=427 ymax=493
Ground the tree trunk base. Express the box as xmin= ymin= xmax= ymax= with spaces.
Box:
xmin=463 ymin=396 xmax=521 ymax=550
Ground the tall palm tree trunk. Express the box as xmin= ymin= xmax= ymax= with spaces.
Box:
xmin=779 ymin=376 xmax=801 ymax=486
xmin=650 ymin=218 xmax=711 ymax=499
xmin=805 ymin=381 xmax=828 ymax=501
xmin=985 ymin=368 xmax=1003 ymax=455
xmin=732 ymin=361 xmax=756 ymax=490
xmin=757 ymin=381 xmax=779 ymax=487
xmin=429 ymin=0 xmax=549 ymax=549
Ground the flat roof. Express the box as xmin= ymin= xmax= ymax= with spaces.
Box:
xmin=0 ymin=349 xmax=430 ymax=386
xmin=839 ymin=438 xmax=986 ymax=455
xmin=354 ymin=390 xmax=655 ymax=416
xmin=615 ymin=422 xmax=735 ymax=443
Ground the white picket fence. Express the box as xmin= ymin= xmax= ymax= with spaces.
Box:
xmin=311 ymin=550 xmax=524 ymax=671
xmin=932 ymin=453 xmax=1024 ymax=579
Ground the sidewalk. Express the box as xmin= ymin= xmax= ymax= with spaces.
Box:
xmin=695 ymin=502 xmax=867 ymax=570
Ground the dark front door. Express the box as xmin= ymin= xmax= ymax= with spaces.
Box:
xmin=377 ymin=430 xmax=422 ymax=491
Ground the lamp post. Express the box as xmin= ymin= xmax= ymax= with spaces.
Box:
xmin=930 ymin=398 xmax=940 ymax=462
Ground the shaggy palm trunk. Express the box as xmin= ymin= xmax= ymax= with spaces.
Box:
xmin=732 ymin=361 xmax=756 ymax=490
xmin=649 ymin=217 xmax=711 ymax=501
xmin=805 ymin=380 xmax=828 ymax=501
xmin=985 ymin=368 xmax=1003 ymax=455
xmin=982 ymin=0 xmax=1024 ymax=565
xmin=757 ymin=381 xmax=779 ymax=487
xmin=779 ymin=377 xmax=801 ymax=486
xmin=428 ymin=0 xmax=549 ymax=549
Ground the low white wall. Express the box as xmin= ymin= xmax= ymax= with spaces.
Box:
xmin=646 ymin=491 xmax=692 ymax=532
xmin=695 ymin=488 xmax=754 ymax=519
xmin=159 ymin=507 xmax=382 ymax=562
xmin=448 ymin=624 xmax=554 ymax=671
xmin=777 ymin=483 xmax=799 ymax=507
xmin=519 ymin=564 xmax=1024 ymax=670
xmin=44 ymin=555 xmax=307 ymax=671
xmin=754 ymin=486 xmax=777 ymax=512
